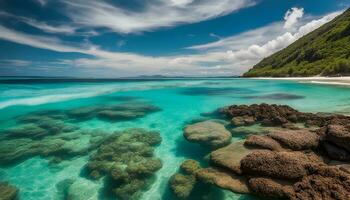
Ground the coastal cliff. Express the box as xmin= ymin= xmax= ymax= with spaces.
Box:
xmin=243 ymin=8 xmax=350 ymax=77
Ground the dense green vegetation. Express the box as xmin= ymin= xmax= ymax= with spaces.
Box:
xmin=243 ymin=8 xmax=350 ymax=77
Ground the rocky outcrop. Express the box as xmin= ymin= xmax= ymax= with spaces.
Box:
xmin=268 ymin=129 xmax=320 ymax=150
xmin=0 ymin=182 xmax=19 ymax=200
xmin=176 ymin=103 xmax=350 ymax=200
xmin=210 ymin=142 xmax=253 ymax=174
xmin=244 ymin=135 xmax=284 ymax=151
xmin=196 ymin=167 xmax=249 ymax=194
xmin=326 ymin=124 xmax=350 ymax=152
xmin=248 ymin=178 xmax=294 ymax=199
xmin=293 ymin=166 xmax=350 ymax=199
xmin=231 ymin=116 xmax=256 ymax=126
xmin=184 ymin=121 xmax=232 ymax=149
xmin=241 ymin=150 xmax=313 ymax=179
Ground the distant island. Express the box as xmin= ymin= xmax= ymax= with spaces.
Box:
xmin=243 ymin=8 xmax=350 ymax=77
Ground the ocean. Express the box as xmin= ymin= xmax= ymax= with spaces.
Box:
xmin=0 ymin=78 xmax=349 ymax=200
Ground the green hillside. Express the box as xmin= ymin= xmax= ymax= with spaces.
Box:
xmin=243 ymin=8 xmax=350 ymax=77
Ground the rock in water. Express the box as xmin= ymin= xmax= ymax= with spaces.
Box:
xmin=244 ymin=135 xmax=284 ymax=151
xmin=231 ymin=116 xmax=256 ymax=126
xmin=180 ymin=159 xmax=201 ymax=175
xmin=268 ymin=129 xmax=320 ymax=150
xmin=241 ymin=150 xmax=323 ymax=179
xmin=0 ymin=182 xmax=19 ymax=200
xmin=210 ymin=141 xmax=253 ymax=174
xmin=326 ymin=124 xmax=350 ymax=152
xmin=248 ymin=178 xmax=294 ymax=199
xmin=170 ymin=173 xmax=197 ymax=199
xmin=196 ymin=167 xmax=249 ymax=194
xmin=184 ymin=121 xmax=232 ymax=149
xmin=293 ymin=166 xmax=350 ymax=199
xmin=169 ymin=159 xmax=201 ymax=199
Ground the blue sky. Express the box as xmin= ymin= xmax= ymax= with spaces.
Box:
xmin=0 ymin=0 xmax=349 ymax=77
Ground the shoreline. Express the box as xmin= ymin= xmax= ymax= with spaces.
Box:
xmin=248 ymin=76 xmax=350 ymax=86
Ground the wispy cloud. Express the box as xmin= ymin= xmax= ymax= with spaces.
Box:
xmin=61 ymin=0 xmax=256 ymax=34
xmin=0 ymin=8 xmax=344 ymax=76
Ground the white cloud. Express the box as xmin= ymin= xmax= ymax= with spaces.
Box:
xmin=284 ymin=7 xmax=304 ymax=29
xmin=0 ymin=11 xmax=98 ymax=36
xmin=61 ymin=0 xmax=256 ymax=34
xmin=188 ymin=22 xmax=284 ymax=51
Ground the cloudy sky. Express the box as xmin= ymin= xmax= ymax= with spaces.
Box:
xmin=0 ymin=0 xmax=349 ymax=77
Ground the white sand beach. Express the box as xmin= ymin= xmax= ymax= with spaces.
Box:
xmin=251 ymin=77 xmax=350 ymax=86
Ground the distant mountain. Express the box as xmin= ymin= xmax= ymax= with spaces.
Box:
xmin=243 ymin=8 xmax=350 ymax=77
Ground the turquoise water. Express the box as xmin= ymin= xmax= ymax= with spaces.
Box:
xmin=1 ymin=78 xmax=350 ymax=200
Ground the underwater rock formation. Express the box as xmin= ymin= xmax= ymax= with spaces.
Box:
xmin=86 ymin=128 xmax=162 ymax=200
xmin=169 ymin=159 xmax=200 ymax=199
xmin=210 ymin=142 xmax=253 ymax=174
xmin=196 ymin=167 xmax=249 ymax=194
xmin=0 ymin=182 xmax=19 ymax=200
xmin=175 ymin=103 xmax=350 ymax=199
xmin=268 ymin=129 xmax=320 ymax=150
xmin=0 ymin=102 xmax=161 ymax=166
xmin=0 ymin=113 xmax=107 ymax=165
xmin=183 ymin=121 xmax=231 ymax=149
xmin=245 ymin=135 xmax=284 ymax=151
xmin=67 ymin=102 xmax=161 ymax=122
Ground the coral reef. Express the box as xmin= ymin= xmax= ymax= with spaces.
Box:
xmin=0 ymin=182 xmax=19 ymax=200
xmin=85 ymin=128 xmax=162 ymax=200
xmin=175 ymin=104 xmax=350 ymax=199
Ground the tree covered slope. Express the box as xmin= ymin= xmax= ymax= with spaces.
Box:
xmin=243 ymin=8 xmax=350 ymax=77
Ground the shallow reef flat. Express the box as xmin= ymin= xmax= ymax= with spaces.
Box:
xmin=0 ymin=101 xmax=163 ymax=200
xmin=170 ymin=103 xmax=350 ymax=199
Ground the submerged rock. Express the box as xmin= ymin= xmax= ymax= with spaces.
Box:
xmin=196 ymin=167 xmax=249 ymax=194
xmin=86 ymin=128 xmax=162 ymax=200
xmin=170 ymin=173 xmax=197 ymax=199
xmin=184 ymin=121 xmax=232 ymax=149
xmin=221 ymin=103 xmax=312 ymax=126
xmin=169 ymin=159 xmax=201 ymax=199
xmin=231 ymin=116 xmax=256 ymax=126
xmin=293 ymin=166 xmax=350 ymax=199
xmin=326 ymin=124 xmax=350 ymax=152
xmin=0 ymin=128 xmax=106 ymax=166
xmin=241 ymin=150 xmax=323 ymax=179
xmin=180 ymin=159 xmax=201 ymax=175
xmin=230 ymin=124 xmax=270 ymax=135
xmin=248 ymin=178 xmax=294 ymax=199
xmin=0 ymin=182 xmax=19 ymax=200
xmin=66 ymin=102 xmax=161 ymax=122
xmin=268 ymin=129 xmax=320 ymax=150
xmin=210 ymin=141 xmax=253 ymax=174
xmin=244 ymin=135 xmax=284 ymax=151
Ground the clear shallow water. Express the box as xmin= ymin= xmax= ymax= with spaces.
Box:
xmin=1 ymin=78 xmax=350 ymax=200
